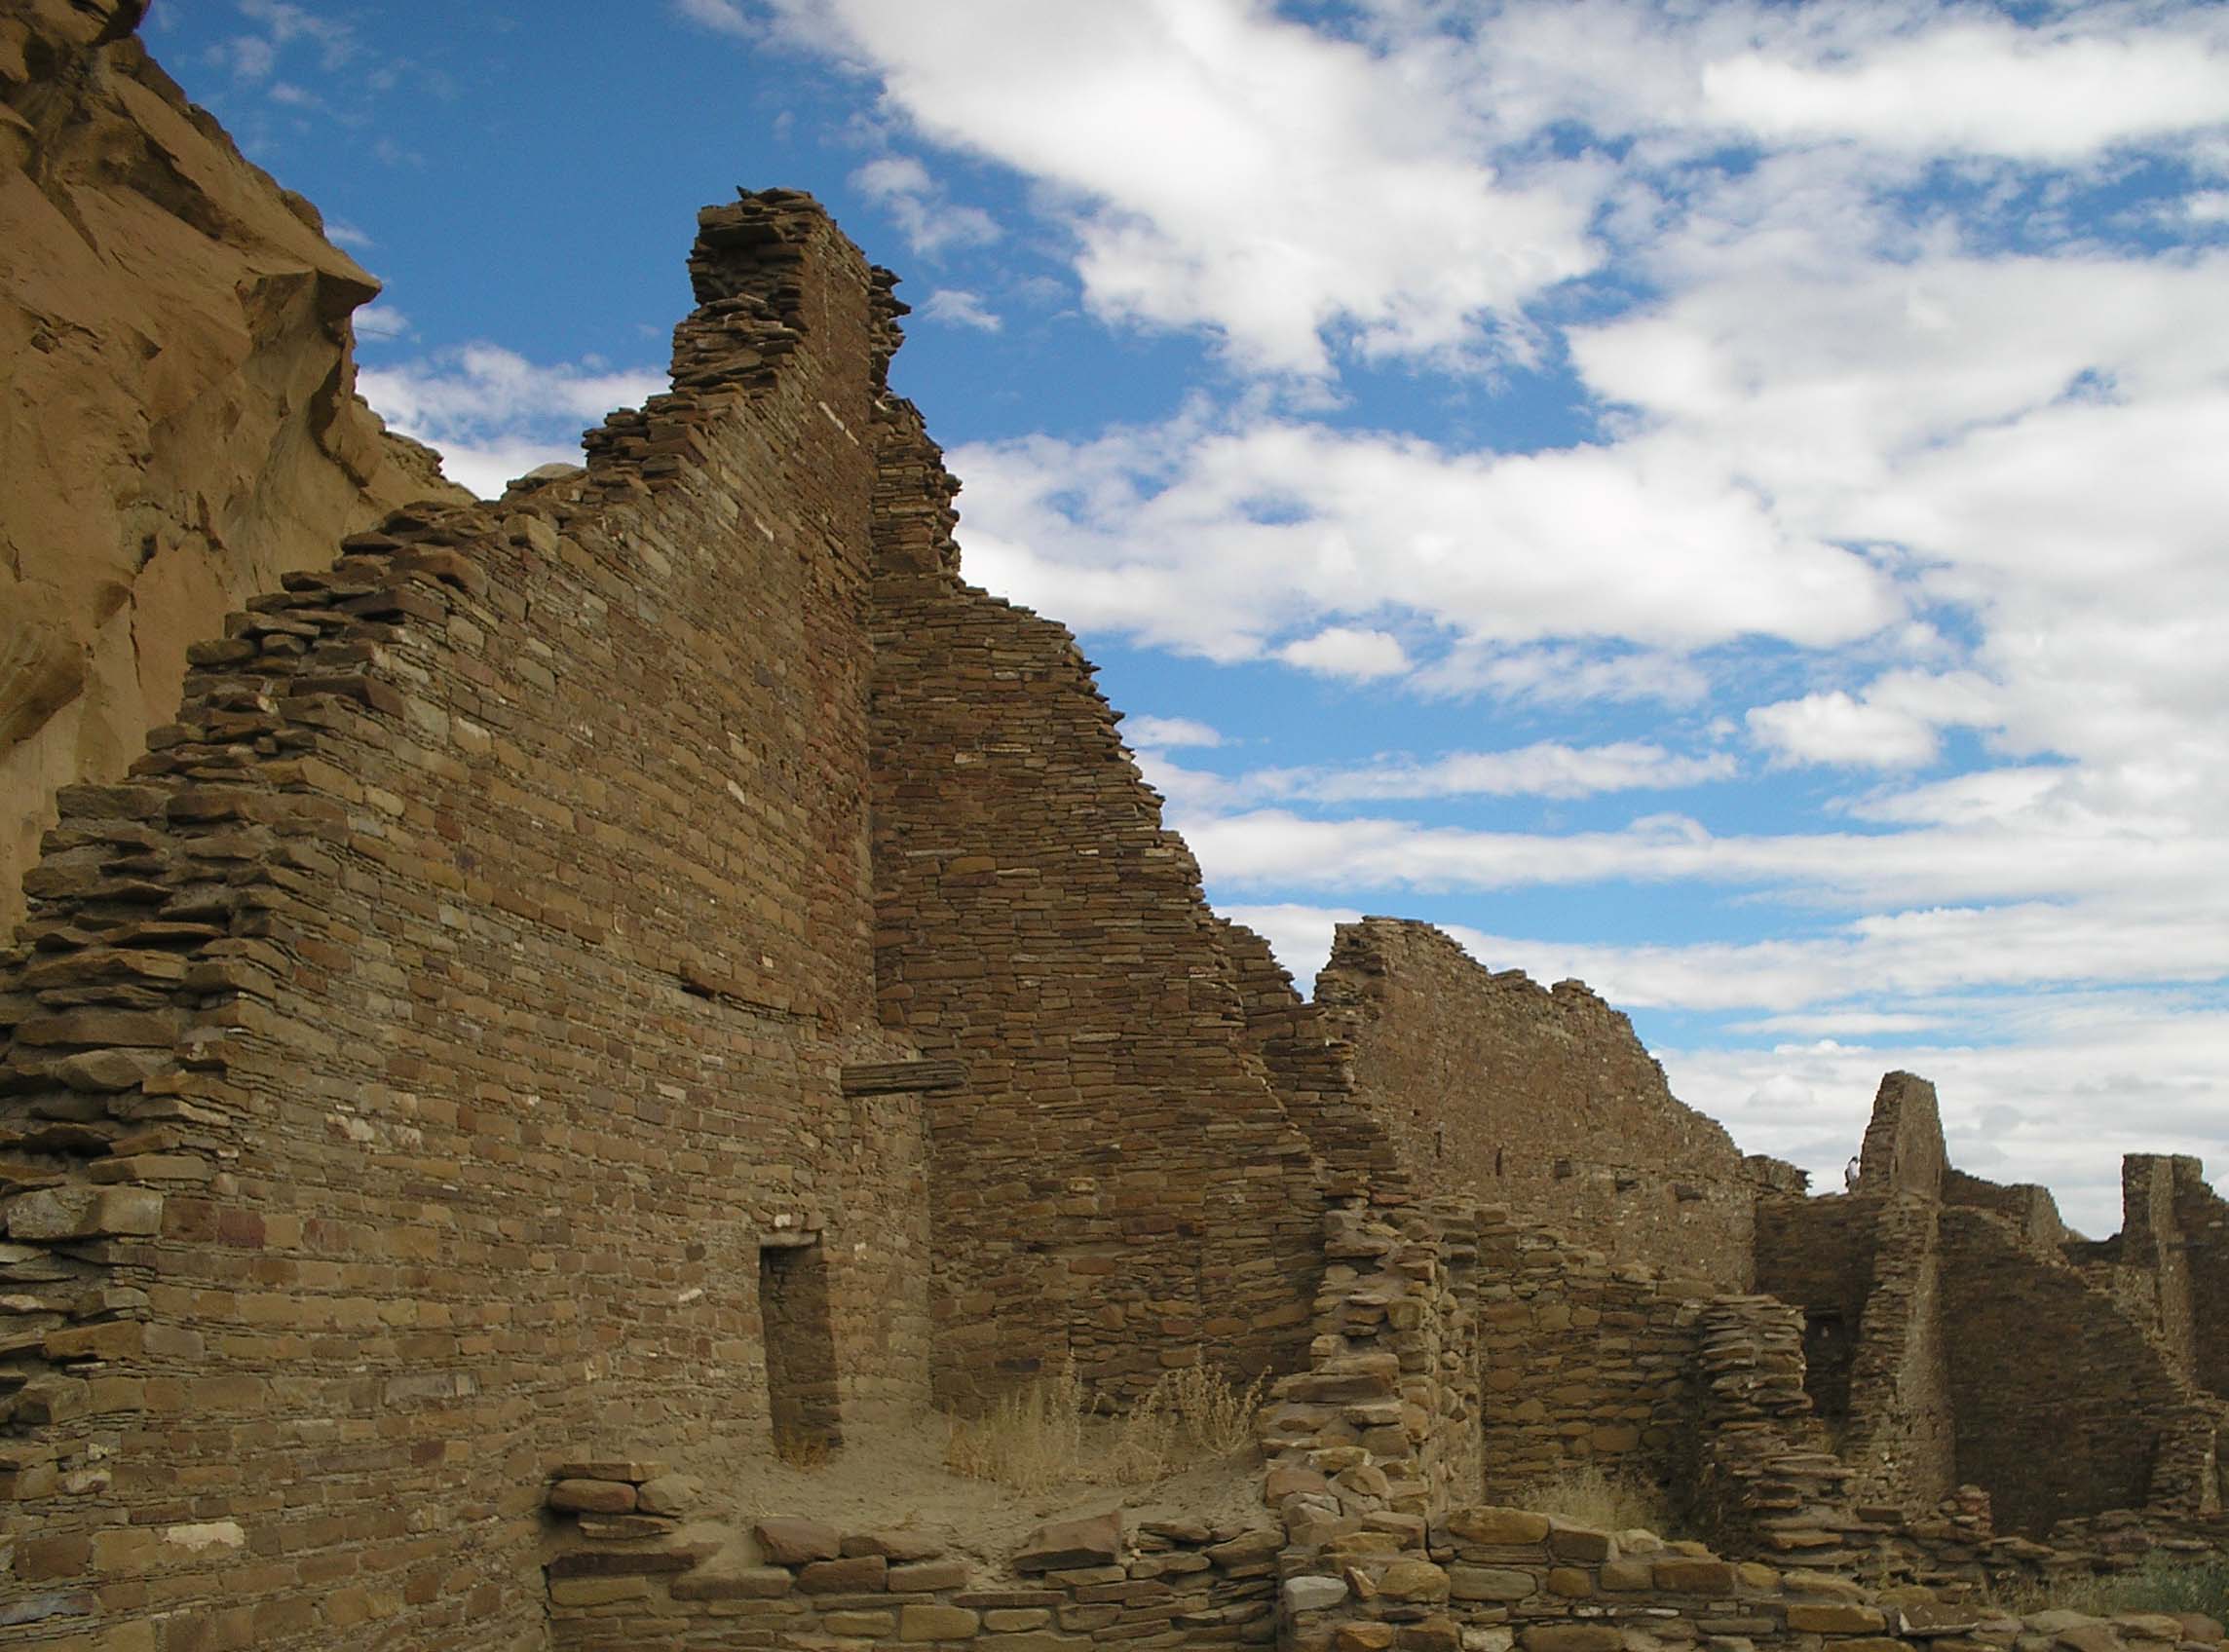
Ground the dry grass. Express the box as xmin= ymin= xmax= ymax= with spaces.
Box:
xmin=944 ymin=1360 xmax=1265 ymax=1495
xmin=1522 ymin=1462 xmax=1673 ymax=1537
xmin=1989 ymin=1557 xmax=2229 ymax=1621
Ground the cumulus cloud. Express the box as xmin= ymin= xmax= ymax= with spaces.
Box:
xmin=1123 ymin=715 xmax=1223 ymax=749
xmin=775 ymin=0 xmax=1601 ymax=374
xmin=1700 ymin=24 xmax=2229 ymax=160
xmin=358 ymin=346 xmax=665 ymax=499
xmin=851 ymin=156 xmax=1001 ymax=255
xmin=922 ymin=288 xmax=1001 ymax=331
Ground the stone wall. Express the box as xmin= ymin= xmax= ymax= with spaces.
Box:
xmin=867 ymin=401 xmax=1320 ymax=1408
xmin=544 ymin=1484 xmax=1281 ymax=1649
xmin=1314 ymin=920 xmax=1753 ymax=1291
xmin=1472 ymin=1216 xmax=1701 ymax=1502
xmin=1939 ymin=1205 xmax=2220 ymax=1535
xmin=1754 ymin=1193 xmax=1954 ymax=1514
xmin=1217 ymin=919 xmax=1406 ymax=1202
xmin=1284 ymin=1496 xmax=2221 ymax=1652
xmin=1 ymin=195 xmax=932 ymax=1647
xmin=1855 ymin=1074 xmax=1946 ymax=1200
xmin=0 ymin=0 xmax=467 ymax=936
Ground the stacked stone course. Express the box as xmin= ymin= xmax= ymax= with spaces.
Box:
xmin=543 ymin=1488 xmax=1284 ymax=1649
xmin=867 ymin=396 xmax=1322 ymax=1408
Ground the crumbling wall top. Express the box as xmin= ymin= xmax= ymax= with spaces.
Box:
xmin=1856 ymin=1070 xmax=1946 ymax=1201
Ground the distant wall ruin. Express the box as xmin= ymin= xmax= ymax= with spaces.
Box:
xmin=1315 ymin=919 xmax=1756 ymax=1291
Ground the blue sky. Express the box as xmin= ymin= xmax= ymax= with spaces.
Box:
xmin=152 ymin=0 xmax=2229 ymax=1233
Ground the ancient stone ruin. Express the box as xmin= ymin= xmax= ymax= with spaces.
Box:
xmin=4 ymin=6 xmax=2224 ymax=1648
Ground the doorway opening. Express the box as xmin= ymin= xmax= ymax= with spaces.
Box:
xmin=759 ymin=1234 xmax=842 ymax=1462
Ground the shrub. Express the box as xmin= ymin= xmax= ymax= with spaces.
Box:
xmin=944 ymin=1358 xmax=1264 ymax=1493
xmin=1522 ymin=1462 xmax=1673 ymax=1537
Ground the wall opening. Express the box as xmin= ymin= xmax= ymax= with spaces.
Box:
xmin=1801 ymin=1308 xmax=1855 ymax=1429
xmin=760 ymin=1234 xmax=843 ymax=1462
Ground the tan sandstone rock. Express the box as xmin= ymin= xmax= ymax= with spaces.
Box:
xmin=0 ymin=0 xmax=469 ymax=929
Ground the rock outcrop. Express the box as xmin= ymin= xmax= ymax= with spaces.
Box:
xmin=0 ymin=0 xmax=467 ymax=931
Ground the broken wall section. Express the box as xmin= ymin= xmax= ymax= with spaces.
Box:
xmin=1940 ymin=1203 xmax=2220 ymax=1535
xmin=1315 ymin=919 xmax=1755 ymax=1291
xmin=1754 ymin=1192 xmax=1955 ymax=1514
xmin=867 ymin=395 xmax=1320 ymax=1408
xmin=1 ymin=193 xmax=928 ymax=1647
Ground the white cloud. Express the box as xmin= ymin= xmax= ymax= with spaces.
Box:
xmin=358 ymin=346 xmax=665 ymax=500
xmin=1748 ymin=690 xmax=1940 ymax=770
xmin=1123 ymin=715 xmax=1222 ymax=749
xmin=922 ymin=288 xmax=1001 ymax=331
xmin=780 ymin=0 xmax=1601 ymax=374
xmin=671 ymin=0 xmax=753 ymax=37
xmin=1257 ymin=741 xmax=1735 ymax=804
xmin=353 ymin=304 xmax=410 ymax=341
xmin=237 ymin=0 xmax=358 ymax=70
xmin=1278 ymin=626 xmax=1409 ymax=681
xmin=851 ymin=156 xmax=1001 ymax=255
xmin=950 ymin=414 xmax=1899 ymax=669
xmin=1701 ymin=24 xmax=2229 ymax=161
xmin=214 ymin=34 xmax=276 ymax=79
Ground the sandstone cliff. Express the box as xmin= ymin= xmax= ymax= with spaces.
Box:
xmin=0 ymin=0 xmax=467 ymax=931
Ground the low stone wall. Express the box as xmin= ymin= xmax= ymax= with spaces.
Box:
xmin=543 ymin=1467 xmax=1281 ymax=1648
xmin=1280 ymin=1503 xmax=2225 ymax=1652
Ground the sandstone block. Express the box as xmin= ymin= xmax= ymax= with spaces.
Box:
xmin=846 ymin=1528 xmax=946 ymax=1561
xmin=756 ymin=1517 xmax=843 ymax=1564
xmin=634 ymin=1473 xmax=703 ymax=1516
xmin=8 ymin=1184 xmax=162 ymax=1241
xmin=549 ymin=1575 xmax=651 ymax=1606
xmin=548 ymin=1479 xmax=635 ymax=1515
xmin=891 ymin=1559 xmax=972 ymax=1592
xmin=1207 ymin=1529 xmax=1282 ymax=1567
xmin=1399 ymin=1619 xmax=1462 ymax=1652
xmin=1653 ymin=1558 xmax=1737 ymax=1595
xmin=1601 ymin=1559 xmax=1654 ymax=1592
xmin=1284 ymin=1575 xmax=1349 ymax=1613
xmin=1787 ymin=1603 xmax=1888 ymax=1634
xmin=1268 ymin=1465 xmax=1332 ymax=1502
xmin=902 ymin=1604 xmax=983 ymax=1640
xmin=1546 ymin=1566 xmax=1592 ymax=1597
xmin=1015 ymin=1511 xmax=1122 ymax=1573
xmin=670 ymin=1563 xmax=795 ymax=1600
xmin=1521 ymin=1628 xmax=1625 ymax=1652
xmin=1448 ymin=1508 xmax=1550 ymax=1546
xmin=1547 ymin=1521 xmax=1613 ymax=1562
xmin=825 ymin=1611 xmax=897 ymax=1637
xmin=1337 ymin=1624 xmax=1397 ymax=1651
xmin=1378 ymin=1559 xmax=1451 ymax=1603
xmin=1449 ymin=1565 xmax=1534 ymax=1601
xmin=800 ymin=1555 xmax=888 ymax=1593
xmin=553 ymin=1459 xmax=668 ymax=1483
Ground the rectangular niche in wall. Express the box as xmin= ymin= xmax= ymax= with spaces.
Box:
xmin=760 ymin=1233 xmax=843 ymax=1462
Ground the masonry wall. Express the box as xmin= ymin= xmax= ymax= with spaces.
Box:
xmin=2170 ymin=1159 xmax=2229 ymax=1398
xmin=1315 ymin=920 xmax=1753 ymax=1291
xmin=0 ymin=196 xmax=930 ymax=1647
xmin=1937 ymin=1204 xmax=2208 ymax=1534
xmin=1215 ymin=918 xmax=1406 ymax=1201
xmin=867 ymin=402 xmax=1320 ymax=1408
xmin=1752 ymin=1193 xmax=1953 ymax=1512
xmin=1473 ymin=1213 xmax=1702 ymax=1500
